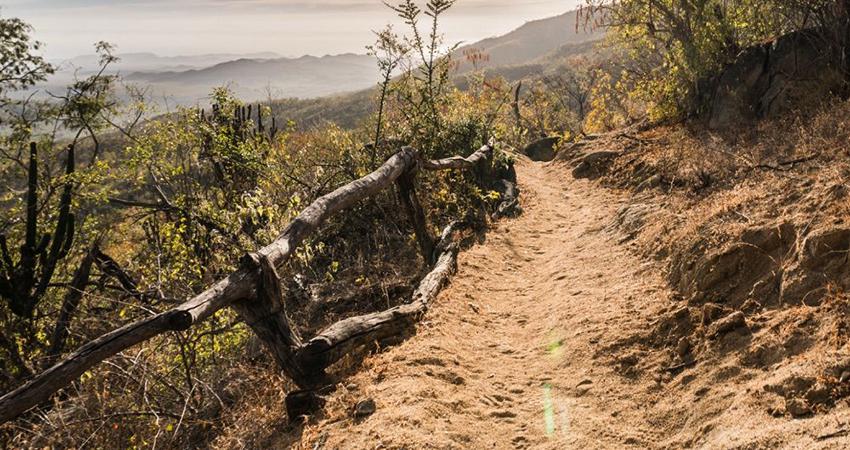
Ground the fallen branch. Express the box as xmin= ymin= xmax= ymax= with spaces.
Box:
xmin=748 ymin=154 xmax=820 ymax=173
xmin=0 ymin=148 xmax=420 ymax=423
xmin=817 ymin=428 xmax=850 ymax=441
xmin=295 ymin=224 xmax=460 ymax=375
xmin=0 ymin=145 xmax=499 ymax=424
xmin=418 ymin=145 xmax=492 ymax=171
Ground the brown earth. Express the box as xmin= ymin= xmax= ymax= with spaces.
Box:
xmin=278 ymin=157 xmax=850 ymax=449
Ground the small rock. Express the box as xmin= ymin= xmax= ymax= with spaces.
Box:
xmin=676 ymin=338 xmax=691 ymax=357
xmin=701 ymin=303 xmax=727 ymax=325
xmin=707 ymin=312 xmax=748 ymax=339
xmin=353 ymin=399 xmax=377 ymax=419
xmin=345 ymin=383 xmax=358 ymax=391
xmin=841 ymin=371 xmax=850 ymax=383
xmin=575 ymin=386 xmax=591 ymax=397
xmin=806 ymin=383 xmax=832 ymax=405
xmin=522 ymin=137 xmax=559 ymax=162
xmin=785 ymin=397 xmax=811 ymax=418
xmin=445 ymin=373 xmax=466 ymax=385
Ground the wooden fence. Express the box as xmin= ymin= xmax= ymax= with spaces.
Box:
xmin=0 ymin=143 xmax=518 ymax=423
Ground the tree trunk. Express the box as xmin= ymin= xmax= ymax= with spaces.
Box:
xmin=0 ymin=145 xmax=501 ymax=424
xmin=231 ymin=253 xmax=308 ymax=387
xmin=0 ymin=147 xmax=420 ymax=423
xmin=397 ymin=169 xmax=435 ymax=265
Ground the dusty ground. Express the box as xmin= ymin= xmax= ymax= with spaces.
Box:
xmin=283 ymin=157 xmax=850 ymax=449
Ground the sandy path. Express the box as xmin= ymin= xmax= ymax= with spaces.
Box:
xmin=301 ymin=158 xmax=675 ymax=449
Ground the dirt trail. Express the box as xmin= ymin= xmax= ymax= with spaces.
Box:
xmin=291 ymin=157 xmax=683 ymax=449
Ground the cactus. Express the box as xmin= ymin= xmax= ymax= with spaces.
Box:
xmin=0 ymin=143 xmax=76 ymax=318
xmin=256 ymin=105 xmax=265 ymax=134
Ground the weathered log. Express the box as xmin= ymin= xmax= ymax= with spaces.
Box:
xmin=0 ymin=309 xmax=192 ymax=423
xmin=259 ymin=147 xmax=419 ymax=267
xmin=419 ymin=145 xmax=492 ymax=171
xmin=295 ymin=227 xmax=459 ymax=375
xmin=0 ymin=144 xmax=493 ymax=424
xmin=493 ymin=179 xmax=521 ymax=219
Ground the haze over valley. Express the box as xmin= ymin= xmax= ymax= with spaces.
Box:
xmin=24 ymin=3 xmax=594 ymax=107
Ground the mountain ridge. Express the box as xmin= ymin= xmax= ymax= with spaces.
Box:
xmin=41 ymin=9 xmax=603 ymax=106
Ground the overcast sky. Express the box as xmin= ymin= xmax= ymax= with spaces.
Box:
xmin=2 ymin=0 xmax=580 ymax=59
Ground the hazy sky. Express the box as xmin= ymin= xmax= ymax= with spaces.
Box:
xmin=3 ymin=0 xmax=580 ymax=59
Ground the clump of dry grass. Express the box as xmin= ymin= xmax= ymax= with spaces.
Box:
xmin=206 ymin=364 xmax=294 ymax=449
xmin=598 ymin=99 xmax=849 ymax=260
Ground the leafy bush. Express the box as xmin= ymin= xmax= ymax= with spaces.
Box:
xmin=583 ymin=0 xmax=850 ymax=120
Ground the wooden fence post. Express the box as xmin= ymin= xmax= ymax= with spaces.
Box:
xmin=397 ymin=168 xmax=436 ymax=265
xmin=231 ymin=253 xmax=309 ymax=388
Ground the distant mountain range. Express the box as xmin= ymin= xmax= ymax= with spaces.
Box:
xmin=41 ymin=52 xmax=378 ymax=105
xmin=122 ymin=53 xmax=378 ymax=105
xmin=269 ymin=10 xmax=606 ymax=129
xmin=454 ymin=10 xmax=603 ymax=73
xmin=36 ymin=9 xmax=603 ymax=108
xmin=54 ymin=52 xmax=283 ymax=74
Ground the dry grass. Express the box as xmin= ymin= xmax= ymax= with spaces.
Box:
xmin=591 ymin=100 xmax=850 ymax=264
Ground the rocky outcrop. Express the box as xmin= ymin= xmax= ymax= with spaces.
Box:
xmin=782 ymin=227 xmax=850 ymax=305
xmin=667 ymin=219 xmax=850 ymax=310
xmin=669 ymin=223 xmax=798 ymax=308
xmin=706 ymin=30 xmax=845 ymax=129
xmin=522 ymin=137 xmax=559 ymax=162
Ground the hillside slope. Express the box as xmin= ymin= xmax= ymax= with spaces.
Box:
xmin=56 ymin=52 xmax=282 ymax=74
xmin=454 ymin=10 xmax=604 ymax=73
xmin=260 ymin=157 xmax=850 ymax=449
